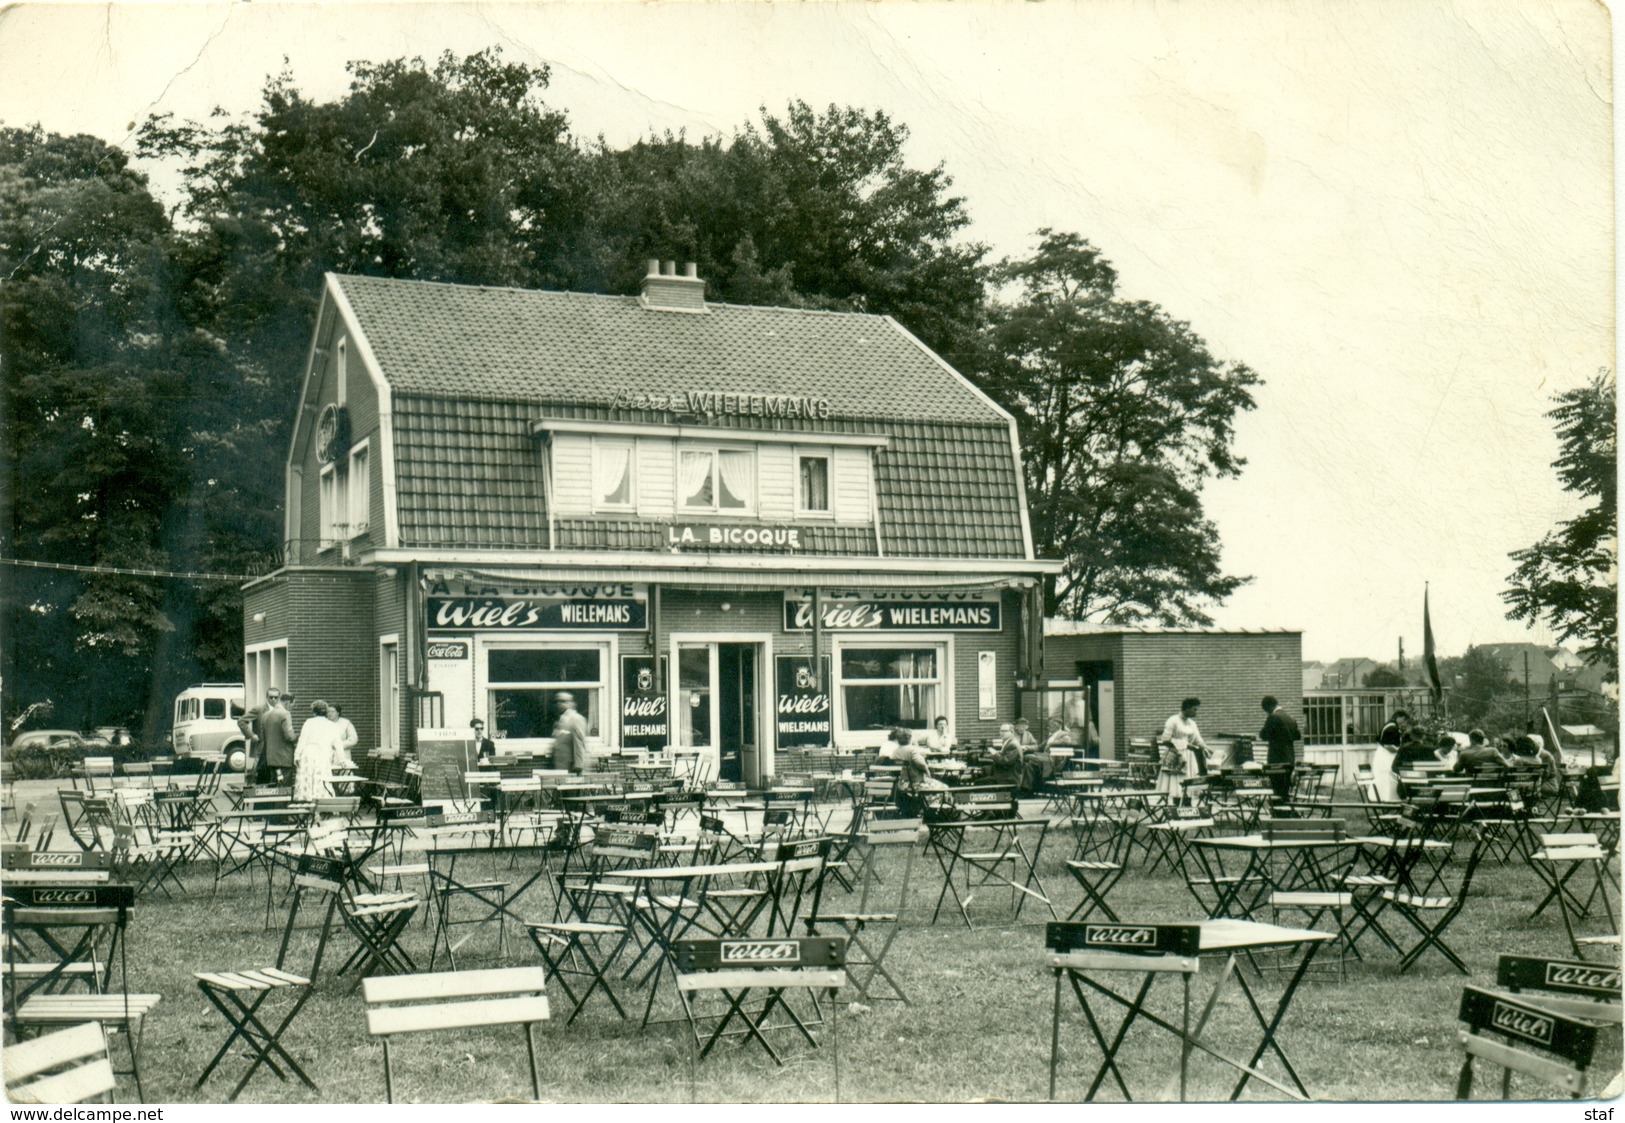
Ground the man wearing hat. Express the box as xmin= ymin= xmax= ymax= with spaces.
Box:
xmin=550 ymin=692 xmax=590 ymax=774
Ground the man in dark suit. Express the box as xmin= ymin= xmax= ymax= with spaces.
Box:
xmin=1259 ymin=695 xmax=1301 ymax=801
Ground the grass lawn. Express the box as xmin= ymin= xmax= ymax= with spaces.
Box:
xmin=10 ymin=786 xmax=1621 ymax=1104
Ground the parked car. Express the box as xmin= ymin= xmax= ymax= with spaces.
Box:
xmin=4 ymin=730 xmax=92 ymax=778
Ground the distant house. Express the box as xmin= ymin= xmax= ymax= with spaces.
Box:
xmin=1471 ymin=642 xmax=1609 ymax=694
xmin=1301 ymin=661 xmax=1327 ymax=691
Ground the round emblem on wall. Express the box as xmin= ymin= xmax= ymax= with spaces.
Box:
xmin=316 ymin=403 xmax=351 ymax=463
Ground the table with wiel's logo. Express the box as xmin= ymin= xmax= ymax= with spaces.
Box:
xmin=1043 ymin=918 xmax=1335 ymax=1102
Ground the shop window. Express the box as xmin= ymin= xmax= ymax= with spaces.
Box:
xmin=838 ymin=645 xmax=943 ymax=739
xmin=594 ymin=440 xmax=636 ymax=510
xmin=679 ymin=447 xmax=754 ymax=513
xmin=487 ymin=646 xmax=604 ymax=741
xmin=798 ymin=453 xmax=831 ymax=515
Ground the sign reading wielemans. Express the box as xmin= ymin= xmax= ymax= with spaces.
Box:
xmin=784 ymin=591 xmax=1001 ymax=632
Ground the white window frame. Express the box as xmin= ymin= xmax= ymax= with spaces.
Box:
xmin=831 ymin=635 xmax=954 ymax=750
xmin=318 ymin=462 xmax=345 ymax=549
xmin=244 ymin=639 xmax=290 ymax=711
xmin=795 ymin=448 xmax=835 ymax=518
xmin=336 ymin=337 xmax=348 ymax=404
xmin=592 ymin=438 xmax=638 ymax=513
xmin=677 ymin=445 xmax=757 ymax=515
xmin=379 ymin=634 xmax=399 ymax=752
xmin=347 ymin=439 xmax=371 ymax=536
xmin=476 ymin=637 xmax=618 ymax=751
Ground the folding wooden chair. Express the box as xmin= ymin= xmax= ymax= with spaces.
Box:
xmin=1065 ymin=814 xmax=1134 ymax=924
xmin=362 ymin=967 xmax=550 ymax=1102
xmin=804 ymin=818 xmax=919 ymax=1003
xmin=526 ymin=916 xmax=632 ymax=1024
xmin=1456 ymin=985 xmax=1599 ymax=1099
xmin=1529 ymin=832 xmax=1617 ymax=958
xmin=3 ymin=1022 xmax=116 ymax=1105
xmin=193 ymin=853 xmax=343 ymax=1100
xmin=6 ymin=885 xmax=162 ymax=1103
xmin=1384 ymin=835 xmax=1492 ymax=973
xmin=673 ymin=936 xmax=847 ymax=1096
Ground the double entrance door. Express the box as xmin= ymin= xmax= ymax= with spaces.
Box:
xmin=676 ymin=641 xmax=762 ymax=785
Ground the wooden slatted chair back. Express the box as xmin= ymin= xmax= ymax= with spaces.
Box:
xmin=1264 ymin=818 xmax=1346 ymax=842
xmin=1456 ymin=985 xmax=1599 ymax=1098
xmin=3 ymin=1021 xmax=115 ymax=1104
xmin=1044 ymin=920 xmax=1202 ymax=973
xmin=1496 ymin=955 xmax=1622 ymax=1024
xmin=362 ymin=967 xmax=549 ymax=1102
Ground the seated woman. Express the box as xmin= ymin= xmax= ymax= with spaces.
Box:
xmin=1507 ymin=733 xmax=1562 ymax=796
xmin=891 ymin=727 xmax=947 ymax=816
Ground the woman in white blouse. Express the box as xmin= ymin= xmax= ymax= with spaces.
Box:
xmin=1157 ymin=697 xmax=1209 ymax=797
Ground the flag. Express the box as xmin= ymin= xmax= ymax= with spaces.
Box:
xmin=1423 ymin=585 xmax=1441 ymax=701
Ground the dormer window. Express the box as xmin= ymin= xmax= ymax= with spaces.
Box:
xmin=594 ymin=440 xmax=636 ymax=511
xmin=798 ymin=452 xmax=831 ymax=515
xmin=680 ymin=448 xmax=754 ymax=513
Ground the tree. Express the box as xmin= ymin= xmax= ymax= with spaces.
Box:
xmin=1504 ymin=369 xmax=1617 ymax=669
xmin=1446 ymin=646 xmax=1523 ymax=730
xmin=0 ymin=126 xmax=183 ymax=732
xmin=973 ymin=230 xmax=1260 ymax=622
xmin=1362 ymin=665 xmax=1406 ymax=688
xmin=582 ymin=101 xmax=989 ymax=362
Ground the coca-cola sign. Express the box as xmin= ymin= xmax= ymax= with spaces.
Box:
xmin=776 ymin=656 xmax=831 ymax=749
xmin=784 ymin=592 xmax=1000 ymax=632
xmin=427 ymin=641 xmax=469 ymax=660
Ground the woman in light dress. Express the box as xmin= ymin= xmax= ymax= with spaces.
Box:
xmin=293 ymin=699 xmax=341 ymax=802
xmin=1156 ymin=697 xmax=1209 ymax=799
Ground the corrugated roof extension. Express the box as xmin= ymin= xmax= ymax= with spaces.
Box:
xmin=336 ymin=274 xmax=1027 ymax=559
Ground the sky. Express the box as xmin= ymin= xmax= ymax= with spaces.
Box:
xmin=0 ymin=0 xmax=1614 ymax=666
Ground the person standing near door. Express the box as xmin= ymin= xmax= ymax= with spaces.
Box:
xmin=550 ymin=692 xmax=590 ymax=774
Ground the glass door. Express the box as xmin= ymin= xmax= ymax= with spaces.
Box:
xmin=677 ymin=643 xmax=715 ymax=753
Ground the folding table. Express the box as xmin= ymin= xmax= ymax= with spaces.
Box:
xmin=425 ymin=841 xmax=557 ymax=969
xmin=926 ymin=815 xmax=1054 ymax=927
xmin=1187 ymin=834 xmax=1353 ymax=920
xmin=1045 ymin=918 xmax=1335 ymax=1102
xmin=1068 ymin=789 xmax=1167 ymax=868
xmin=611 ymin=859 xmax=780 ymax=1026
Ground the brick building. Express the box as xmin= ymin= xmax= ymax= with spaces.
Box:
xmin=242 ymin=264 xmax=1059 ymax=785
xmin=1034 ymin=621 xmax=1304 ymax=758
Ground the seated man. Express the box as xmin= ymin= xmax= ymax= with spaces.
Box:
xmin=1450 ymin=729 xmax=1509 ymax=774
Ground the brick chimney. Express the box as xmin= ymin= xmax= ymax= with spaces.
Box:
xmin=639 ymin=258 xmax=707 ymax=313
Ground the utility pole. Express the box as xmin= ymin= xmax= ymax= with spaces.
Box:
xmin=1398 ymin=638 xmax=1405 ymax=680
xmin=1523 ymin=651 xmax=1531 ymax=730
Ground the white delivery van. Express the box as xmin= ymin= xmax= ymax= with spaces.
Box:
xmin=172 ymin=683 xmax=249 ymax=770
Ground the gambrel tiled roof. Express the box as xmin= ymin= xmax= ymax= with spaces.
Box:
xmin=335 ymin=274 xmax=999 ymax=423
xmin=333 ymin=275 xmax=1031 ymax=560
